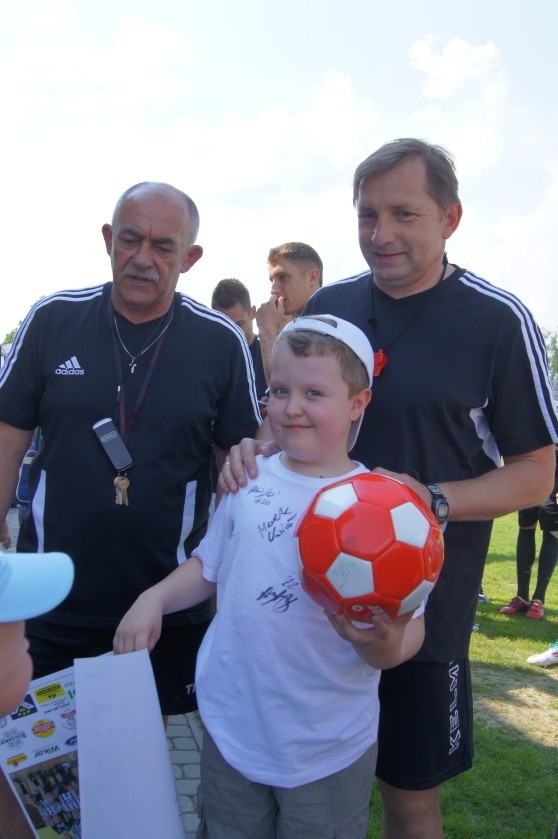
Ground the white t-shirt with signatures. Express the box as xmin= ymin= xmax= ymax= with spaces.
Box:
xmin=193 ymin=453 xmax=387 ymax=787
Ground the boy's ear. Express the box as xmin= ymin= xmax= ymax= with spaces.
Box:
xmin=350 ymin=388 xmax=372 ymax=419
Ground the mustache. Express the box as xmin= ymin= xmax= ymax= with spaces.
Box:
xmin=122 ymin=266 xmax=160 ymax=283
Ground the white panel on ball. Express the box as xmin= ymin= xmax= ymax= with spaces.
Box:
xmin=390 ymin=502 xmax=429 ymax=548
xmin=326 ymin=552 xmax=374 ymax=597
xmin=314 ymin=483 xmax=358 ymax=520
xmin=397 ymin=580 xmax=434 ymax=615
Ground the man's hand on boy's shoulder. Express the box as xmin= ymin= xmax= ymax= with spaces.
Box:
xmin=219 ymin=437 xmax=280 ymax=494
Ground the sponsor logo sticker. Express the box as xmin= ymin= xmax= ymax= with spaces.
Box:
xmin=60 ymin=709 xmax=77 ymax=730
xmin=33 ymin=744 xmax=61 ymax=759
xmin=10 ymin=695 xmax=38 ymax=719
xmin=0 ymin=729 xmax=27 ymax=750
xmin=31 ymin=719 xmax=56 ymax=738
xmin=7 ymin=754 xmax=28 ymax=768
xmin=33 ymin=683 xmax=65 ymax=703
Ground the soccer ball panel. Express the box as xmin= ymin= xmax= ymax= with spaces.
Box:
xmin=300 ymin=570 xmax=341 ymax=614
xmin=295 ymin=517 xmax=340 ymax=572
xmin=372 ymin=545 xmax=427 ymax=598
xmin=326 ymin=553 xmax=374 ymax=598
xmin=390 ymin=502 xmax=430 ymax=548
xmin=422 ymin=529 xmax=445 ymax=579
xmin=336 ymin=503 xmax=395 ymax=560
xmin=397 ymin=580 xmax=435 ymax=616
xmin=314 ymin=483 xmax=358 ymax=519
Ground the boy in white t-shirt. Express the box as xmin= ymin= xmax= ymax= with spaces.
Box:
xmin=114 ymin=315 xmax=425 ymax=838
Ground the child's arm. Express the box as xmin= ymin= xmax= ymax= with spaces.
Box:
xmin=325 ymin=610 xmax=425 ymax=670
xmin=113 ymin=556 xmax=216 ymax=654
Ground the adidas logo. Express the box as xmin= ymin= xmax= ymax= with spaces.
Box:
xmin=55 ymin=356 xmax=84 ymax=376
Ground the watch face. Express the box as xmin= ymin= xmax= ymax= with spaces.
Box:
xmin=428 ymin=486 xmax=449 ymax=523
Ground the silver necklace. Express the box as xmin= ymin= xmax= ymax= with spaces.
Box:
xmin=113 ymin=308 xmax=174 ymax=374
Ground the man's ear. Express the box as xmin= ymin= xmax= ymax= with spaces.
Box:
xmin=442 ymin=202 xmax=463 ymax=241
xmin=101 ymin=224 xmax=113 ymax=256
xmin=180 ymin=244 xmax=204 ymax=274
xmin=308 ymin=267 xmax=320 ymax=289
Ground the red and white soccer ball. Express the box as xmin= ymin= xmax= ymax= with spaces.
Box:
xmin=295 ymin=473 xmax=444 ymax=622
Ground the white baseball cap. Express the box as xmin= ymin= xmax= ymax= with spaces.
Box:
xmin=281 ymin=314 xmax=374 ymax=451
xmin=0 ymin=552 xmax=74 ymax=623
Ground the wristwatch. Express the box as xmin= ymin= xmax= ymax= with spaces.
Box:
xmin=427 ymin=484 xmax=450 ymax=524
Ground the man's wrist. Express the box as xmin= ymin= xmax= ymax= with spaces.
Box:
xmin=427 ymin=484 xmax=450 ymax=524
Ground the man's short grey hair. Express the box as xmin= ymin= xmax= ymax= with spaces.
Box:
xmin=112 ymin=182 xmax=200 ymax=246
xmin=353 ymin=138 xmax=460 ymax=212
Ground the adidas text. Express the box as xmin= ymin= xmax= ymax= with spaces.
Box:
xmin=55 ymin=368 xmax=84 ymax=375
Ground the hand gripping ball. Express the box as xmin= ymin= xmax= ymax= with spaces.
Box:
xmin=294 ymin=473 xmax=444 ymax=622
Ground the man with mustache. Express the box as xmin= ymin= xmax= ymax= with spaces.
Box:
xmin=0 ymin=182 xmax=260 ymax=723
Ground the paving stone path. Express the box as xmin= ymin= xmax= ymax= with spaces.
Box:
xmin=168 ymin=712 xmax=203 ymax=837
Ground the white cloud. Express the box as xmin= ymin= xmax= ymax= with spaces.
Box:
xmin=19 ymin=0 xmax=78 ymax=29
xmin=0 ymin=16 xmax=196 ymax=120
xmin=409 ymin=35 xmax=503 ymax=101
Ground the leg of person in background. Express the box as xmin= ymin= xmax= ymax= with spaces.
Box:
xmin=500 ymin=513 xmax=537 ymax=615
xmin=527 ymin=529 xmax=558 ymax=620
xmin=477 ymin=586 xmax=490 ymax=603
xmin=516 ymin=524 xmax=536 ymax=601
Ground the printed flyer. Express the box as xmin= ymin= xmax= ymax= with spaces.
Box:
xmin=0 ymin=666 xmax=81 ymax=838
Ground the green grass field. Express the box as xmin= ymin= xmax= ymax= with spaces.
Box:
xmin=367 ymin=513 xmax=558 ymax=838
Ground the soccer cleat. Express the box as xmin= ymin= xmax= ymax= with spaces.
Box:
xmin=478 ymin=592 xmax=490 ymax=603
xmin=499 ymin=596 xmax=530 ymax=615
xmin=526 ymin=639 xmax=558 ymax=667
xmin=526 ymin=599 xmax=544 ymax=620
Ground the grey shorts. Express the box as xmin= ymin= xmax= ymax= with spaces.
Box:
xmin=196 ymin=729 xmax=378 ymax=839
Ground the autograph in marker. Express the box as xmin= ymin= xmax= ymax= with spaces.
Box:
xmin=257 ymin=577 xmax=300 ymax=612
xmin=258 ymin=507 xmax=297 ymax=541
xmin=248 ymin=485 xmax=277 ymax=506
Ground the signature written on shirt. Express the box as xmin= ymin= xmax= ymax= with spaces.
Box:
xmin=258 ymin=507 xmax=297 ymax=542
xmin=257 ymin=576 xmax=299 ymax=612
xmin=248 ymin=485 xmax=277 ymax=506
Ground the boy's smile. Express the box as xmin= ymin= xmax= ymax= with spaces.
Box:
xmin=267 ymin=342 xmax=370 ymax=477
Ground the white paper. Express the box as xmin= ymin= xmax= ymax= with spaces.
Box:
xmin=75 ymin=650 xmax=185 ymax=839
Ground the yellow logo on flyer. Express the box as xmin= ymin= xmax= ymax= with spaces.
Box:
xmin=32 ymin=720 xmax=55 ymax=738
xmin=33 ymin=683 xmax=65 ymax=703
xmin=7 ymin=754 xmax=27 ymax=767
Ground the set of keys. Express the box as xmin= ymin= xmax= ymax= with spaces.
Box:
xmin=114 ymin=474 xmax=130 ymax=506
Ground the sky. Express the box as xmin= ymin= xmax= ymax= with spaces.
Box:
xmin=1 ymin=0 xmax=557 ymax=342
